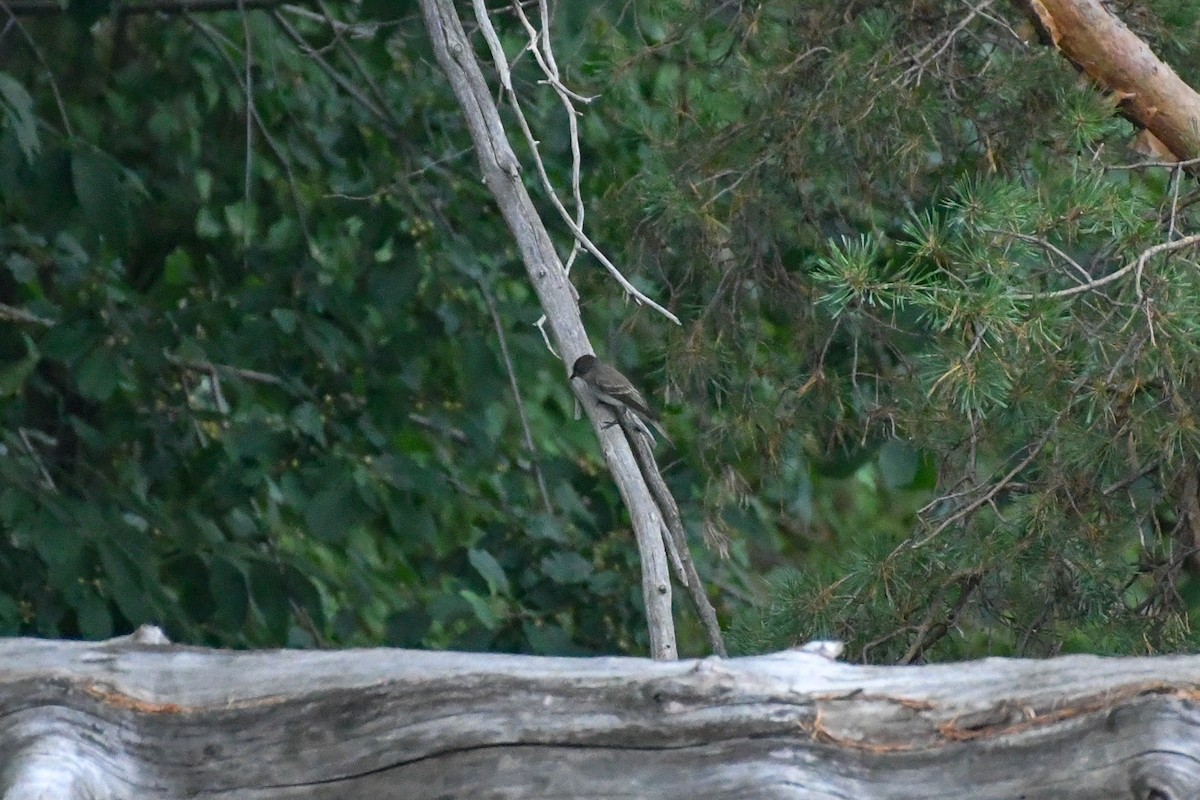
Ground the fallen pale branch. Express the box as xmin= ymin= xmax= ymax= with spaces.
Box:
xmin=4 ymin=632 xmax=1200 ymax=798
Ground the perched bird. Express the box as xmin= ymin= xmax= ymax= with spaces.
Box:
xmin=570 ymin=354 xmax=672 ymax=445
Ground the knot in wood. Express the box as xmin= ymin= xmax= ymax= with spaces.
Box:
xmin=1128 ymin=750 xmax=1200 ymax=800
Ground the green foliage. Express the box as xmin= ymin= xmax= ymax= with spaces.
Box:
xmin=588 ymin=1 xmax=1200 ymax=661
xmin=5 ymin=0 xmax=1200 ymax=665
xmin=0 ymin=4 xmax=738 ymax=655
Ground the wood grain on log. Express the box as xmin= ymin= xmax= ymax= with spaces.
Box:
xmin=3 ymin=636 xmax=1200 ymax=798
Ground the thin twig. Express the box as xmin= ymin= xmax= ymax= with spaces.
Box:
xmin=982 ymin=227 xmax=1091 ymax=285
xmin=1107 ymin=155 xmax=1200 ymax=171
xmin=238 ymin=0 xmax=254 ymax=266
xmin=1101 ymin=458 xmax=1161 ymax=497
xmin=509 ymin=0 xmax=586 ymax=272
xmin=473 ymin=0 xmax=512 ymax=93
xmin=470 ymin=0 xmax=678 ymax=324
xmin=188 ymin=15 xmax=316 ymax=252
xmin=511 ymin=0 xmax=588 ymax=245
xmin=1012 ymin=233 xmax=1200 ymax=301
xmin=1134 ymin=233 xmax=1200 ymax=300
xmin=314 ymin=0 xmax=406 ymax=131
xmin=0 ymin=0 xmax=72 ymax=137
xmin=1167 ymin=166 xmax=1182 ymax=240
xmin=176 ymin=369 xmax=209 ymax=444
xmin=18 ymin=427 xmax=55 ymax=490
xmin=408 ymin=412 xmax=469 ymax=445
xmin=899 ymin=572 xmax=981 ymax=664
xmin=912 ymin=424 xmax=1057 ymax=548
xmin=895 ymin=0 xmax=993 ymax=87
xmin=482 ymin=283 xmax=554 ymax=516
xmin=281 ymin=2 xmax=381 ymax=37
xmin=271 ymin=10 xmax=395 ymax=132
xmin=511 ymin=0 xmax=594 ymax=104
xmin=164 ymin=351 xmax=285 ymax=385
xmin=0 ymin=302 xmax=55 ymax=326
xmin=533 ymin=314 xmax=557 ymax=357
xmin=969 ymin=0 xmax=1024 ymax=45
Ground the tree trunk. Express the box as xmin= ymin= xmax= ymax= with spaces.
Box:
xmin=1028 ymin=0 xmax=1200 ymax=161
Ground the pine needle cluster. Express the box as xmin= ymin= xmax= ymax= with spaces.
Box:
xmin=590 ymin=0 xmax=1200 ymax=661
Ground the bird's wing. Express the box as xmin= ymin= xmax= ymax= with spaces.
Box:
xmin=592 ymin=367 xmax=655 ymax=419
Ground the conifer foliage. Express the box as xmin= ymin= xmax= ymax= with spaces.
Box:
xmin=588 ymin=0 xmax=1200 ymax=660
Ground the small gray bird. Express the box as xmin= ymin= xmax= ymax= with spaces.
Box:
xmin=570 ymin=354 xmax=672 ymax=445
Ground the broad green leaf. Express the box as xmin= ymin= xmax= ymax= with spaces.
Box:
xmin=71 ymin=146 xmax=130 ymax=245
xmin=384 ymin=607 xmax=430 ymax=648
xmin=6 ymin=252 xmax=36 ymax=283
xmin=459 ymin=588 xmax=500 ymax=630
xmin=877 ymin=439 xmax=918 ymax=490
xmin=522 ymin=620 xmax=589 ymax=656
xmin=97 ymin=541 xmax=151 ymax=624
xmin=162 ymin=247 xmax=195 ymax=286
xmin=0 ymin=595 xmax=20 ymax=634
xmin=248 ymin=560 xmax=289 ymax=641
xmin=291 ymin=402 xmax=325 ymax=443
xmin=75 ymin=348 xmax=119 ymax=401
xmin=468 ymin=548 xmax=509 ymax=596
xmin=0 ymin=73 xmax=38 ymax=160
xmin=0 ymin=334 xmax=38 ymax=396
xmin=271 ymin=308 xmax=298 ymax=334
xmin=33 ymin=514 xmax=86 ymax=591
xmin=526 ymin=512 xmax=569 ymax=543
xmin=0 ymin=487 xmax=32 ymax=525
xmin=75 ymin=588 xmax=113 ymax=640
xmin=541 ymin=551 xmax=593 ymax=585
xmin=195 ymin=206 xmax=222 ymax=239
xmin=208 ymin=556 xmax=249 ymax=629
xmin=40 ymin=321 xmax=95 ymax=365
xmin=303 ymin=482 xmax=353 ymax=542
xmin=283 ymin=564 xmax=325 ymax=631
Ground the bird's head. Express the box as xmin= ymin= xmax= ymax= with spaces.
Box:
xmin=570 ymin=354 xmax=598 ymax=380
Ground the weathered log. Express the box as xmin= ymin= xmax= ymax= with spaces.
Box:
xmin=1 ymin=630 xmax=1198 ymax=798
